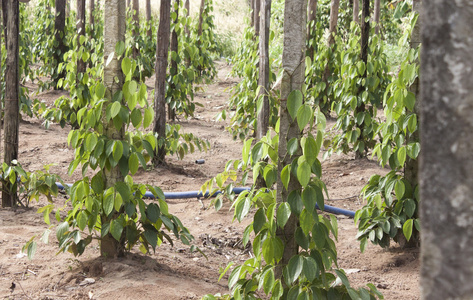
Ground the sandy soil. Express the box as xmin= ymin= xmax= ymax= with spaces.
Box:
xmin=0 ymin=61 xmax=419 ymax=299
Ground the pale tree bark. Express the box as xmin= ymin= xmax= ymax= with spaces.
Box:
xmin=146 ymin=0 xmax=151 ymax=37
xmin=54 ymin=0 xmax=67 ymax=88
xmin=275 ymin=0 xmax=307 ymax=279
xmin=420 ymin=1 xmax=473 ymax=299
xmin=184 ymin=0 xmax=190 ymax=37
xmin=101 ymin=0 xmax=126 ymax=257
xmin=253 ymin=0 xmax=260 ymax=37
xmin=89 ymin=0 xmax=95 ymax=29
xmin=153 ymin=0 xmax=171 ymax=166
xmin=132 ymin=0 xmax=139 ymax=58
xmin=249 ymin=0 xmax=254 ymax=27
xmin=321 ymin=0 xmax=340 ymax=88
xmin=256 ymin=0 xmax=271 ymax=140
xmin=373 ymin=0 xmax=380 ymax=35
xmin=2 ymin=0 xmax=19 ymax=208
xmin=76 ymin=0 xmax=86 ymax=74
xmin=168 ymin=0 xmax=179 ymax=121
xmin=353 ymin=0 xmax=359 ymax=23
xmin=354 ymin=0 xmax=369 ymax=159
xmin=307 ymin=0 xmax=318 ymax=59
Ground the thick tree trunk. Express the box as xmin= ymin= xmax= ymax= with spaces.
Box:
xmin=76 ymin=0 xmax=86 ymax=74
xmin=146 ymin=0 xmax=151 ymax=37
xmin=253 ymin=0 xmax=260 ymax=37
xmin=101 ymin=0 xmax=126 ymax=257
xmin=2 ymin=0 xmax=19 ymax=208
xmin=53 ymin=0 xmax=67 ymax=88
xmin=198 ymin=0 xmax=204 ymax=37
xmin=256 ymin=0 xmax=271 ymax=139
xmin=184 ymin=0 xmax=190 ymax=37
xmin=132 ymin=0 xmax=139 ymax=58
xmin=168 ymin=0 xmax=179 ymax=121
xmin=353 ymin=0 xmax=359 ymax=23
xmin=373 ymin=0 xmax=380 ymax=35
xmin=354 ymin=0 xmax=369 ymax=159
xmin=249 ymin=0 xmax=254 ymax=27
xmin=89 ymin=0 xmax=95 ymax=27
xmin=307 ymin=0 xmax=318 ymax=59
xmin=153 ymin=0 xmax=171 ymax=166
xmin=275 ymin=0 xmax=307 ymax=280
xmin=420 ymin=1 xmax=473 ymax=299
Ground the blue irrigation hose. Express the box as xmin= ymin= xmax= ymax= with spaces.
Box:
xmin=55 ymin=183 xmax=355 ymax=218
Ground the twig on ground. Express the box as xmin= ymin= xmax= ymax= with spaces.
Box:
xmin=17 ymin=281 xmax=33 ymax=300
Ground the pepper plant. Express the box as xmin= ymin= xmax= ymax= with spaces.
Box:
xmin=202 ymin=91 xmax=382 ymax=299
xmin=355 ymin=12 xmax=420 ymax=250
xmin=28 ymin=44 xmax=193 ymax=258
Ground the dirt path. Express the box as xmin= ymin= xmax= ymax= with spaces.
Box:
xmin=0 ymin=61 xmax=419 ymax=299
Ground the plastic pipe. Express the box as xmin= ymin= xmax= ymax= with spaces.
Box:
xmin=55 ymin=183 xmax=355 ymax=217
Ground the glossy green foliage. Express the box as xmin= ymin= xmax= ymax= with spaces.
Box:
xmin=356 ymin=13 xmax=420 ymax=249
xmin=202 ymin=92 xmax=382 ymax=299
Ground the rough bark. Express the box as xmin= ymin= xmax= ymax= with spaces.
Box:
xmin=198 ymin=0 xmax=204 ymax=37
xmin=168 ymin=0 xmax=179 ymax=121
xmin=321 ymin=0 xmax=340 ymax=90
xmin=373 ymin=0 xmax=380 ymax=35
xmin=353 ymin=0 xmax=359 ymax=23
xmin=53 ymin=0 xmax=67 ymax=88
xmin=3 ymin=0 xmax=19 ymax=208
xmin=250 ymin=0 xmax=254 ymax=27
xmin=253 ymin=0 xmax=260 ymax=37
xmin=146 ymin=0 xmax=151 ymax=37
xmin=256 ymin=0 xmax=271 ymax=140
xmin=275 ymin=0 xmax=307 ymax=280
xmin=354 ymin=0 xmax=369 ymax=159
xmin=76 ymin=0 xmax=86 ymax=74
xmin=420 ymin=1 xmax=473 ymax=299
xmin=132 ymin=0 xmax=139 ymax=58
xmin=153 ymin=0 xmax=171 ymax=166
xmin=307 ymin=0 xmax=318 ymax=59
xmin=89 ymin=0 xmax=95 ymax=27
xmin=101 ymin=0 xmax=126 ymax=257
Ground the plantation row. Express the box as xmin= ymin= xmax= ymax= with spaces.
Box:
xmin=0 ymin=0 xmax=421 ymax=299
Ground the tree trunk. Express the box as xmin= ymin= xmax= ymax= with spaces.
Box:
xmin=275 ymin=0 xmax=307 ymax=280
xmin=307 ymin=0 xmax=318 ymax=59
xmin=184 ymin=0 xmax=190 ymax=37
xmin=153 ymin=0 xmax=171 ymax=166
xmin=198 ymin=0 xmax=204 ymax=37
xmin=321 ymin=0 xmax=340 ymax=89
xmin=253 ymin=0 xmax=260 ymax=37
xmin=2 ymin=0 xmax=19 ymax=208
xmin=65 ymin=0 xmax=70 ymax=18
xmin=53 ymin=0 xmax=67 ymax=88
xmin=101 ymin=0 xmax=126 ymax=257
xmin=354 ymin=0 xmax=369 ymax=159
xmin=256 ymin=0 xmax=271 ymax=140
xmin=132 ymin=0 xmax=139 ymax=58
xmin=146 ymin=0 xmax=151 ymax=37
xmin=76 ymin=0 xmax=86 ymax=75
xmin=89 ymin=0 xmax=95 ymax=27
xmin=250 ymin=0 xmax=254 ymax=28
xmin=0 ymin=3 xmax=2 ymax=163
xmin=373 ymin=0 xmax=380 ymax=35
xmin=420 ymin=1 xmax=473 ymax=299
xmin=168 ymin=0 xmax=179 ymax=121
xmin=353 ymin=0 xmax=359 ymax=24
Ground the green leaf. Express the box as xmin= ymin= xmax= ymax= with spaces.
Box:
xmin=147 ymin=203 xmax=161 ymax=223
xmin=303 ymin=257 xmax=318 ymax=281
xmin=407 ymin=142 xmax=421 ymax=159
xmin=85 ymin=134 xmax=98 ymax=152
xmin=131 ymin=109 xmax=142 ymax=128
xmin=405 ymin=199 xmax=416 ymax=218
xmin=286 ymin=255 xmax=303 ymax=284
xmin=277 ymin=203 xmax=291 ymax=228
xmin=403 ymin=219 xmax=413 ymax=241
xmin=302 ymin=186 xmax=316 ymax=213
xmin=398 ymin=146 xmax=407 ymax=166
xmin=395 ymin=180 xmax=405 ymax=200
xmin=113 ymin=141 xmax=124 ymax=162
xmin=77 ymin=211 xmax=87 ymax=231
xmin=288 ymin=190 xmax=303 ymax=216
xmin=235 ymin=197 xmax=251 ymax=222
xmin=303 ymin=135 xmax=318 ymax=165
xmin=297 ymin=105 xmax=312 ymax=131
xmin=404 ymin=91 xmax=416 ymax=111
xmin=300 ymin=209 xmax=315 ymax=236
xmin=253 ymin=208 xmax=266 ymax=234
xmin=287 ymin=138 xmax=299 ymax=156
xmin=287 ymin=90 xmax=303 ymax=121
xmin=110 ymin=219 xmax=124 ymax=241
xmin=263 ymin=269 xmax=275 ymax=294
xmin=129 ymin=152 xmax=139 ymax=175
xmin=115 ymin=40 xmax=125 ymax=56
xmin=281 ymin=165 xmax=291 ymax=190
xmin=408 ymin=114 xmax=417 ymax=134
xmin=110 ymin=101 xmax=121 ymax=119
xmin=297 ymin=160 xmax=311 ymax=187
xmin=103 ymin=189 xmax=114 ymax=215
xmin=143 ymin=108 xmax=153 ymax=129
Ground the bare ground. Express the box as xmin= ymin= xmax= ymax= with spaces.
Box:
xmin=0 ymin=61 xmax=419 ymax=299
